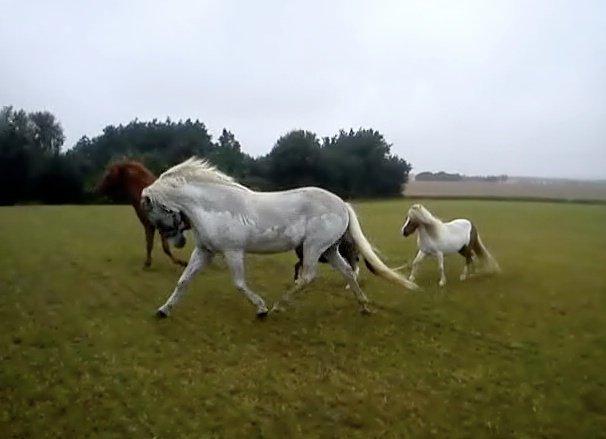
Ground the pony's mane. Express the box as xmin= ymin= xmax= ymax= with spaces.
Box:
xmin=409 ymin=204 xmax=441 ymax=225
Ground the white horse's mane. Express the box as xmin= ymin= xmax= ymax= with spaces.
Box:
xmin=158 ymin=157 xmax=248 ymax=189
xmin=142 ymin=157 xmax=250 ymax=208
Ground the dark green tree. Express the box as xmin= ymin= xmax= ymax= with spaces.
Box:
xmin=264 ymin=130 xmax=322 ymax=189
xmin=320 ymin=128 xmax=411 ymax=198
xmin=68 ymin=118 xmax=216 ymax=189
xmin=29 ymin=111 xmax=65 ymax=154
xmin=210 ymin=129 xmax=252 ymax=177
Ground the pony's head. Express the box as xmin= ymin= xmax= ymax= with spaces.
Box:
xmin=140 ymin=192 xmax=190 ymax=248
xmin=401 ymin=204 xmax=436 ymax=237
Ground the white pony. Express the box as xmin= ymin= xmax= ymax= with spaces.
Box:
xmin=401 ymin=204 xmax=500 ymax=286
xmin=141 ymin=158 xmax=419 ymax=318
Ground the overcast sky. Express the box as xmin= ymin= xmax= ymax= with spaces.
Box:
xmin=1 ymin=0 xmax=604 ymax=178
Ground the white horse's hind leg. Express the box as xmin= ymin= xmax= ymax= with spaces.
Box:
xmin=409 ymin=250 xmax=426 ymax=282
xmin=325 ymin=247 xmax=371 ymax=314
xmin=437 ymin=252 xmax=447 ymax=287
xmin=157 ymin=247 xmax=212 ymax=317
xmin=223 ymin=250 xmax=269 ymax=317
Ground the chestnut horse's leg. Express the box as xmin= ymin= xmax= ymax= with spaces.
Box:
xmin=144 ymin=225 xmax=155 ymax=268
xmin=161 ymin=235 xmax=188 ymax=267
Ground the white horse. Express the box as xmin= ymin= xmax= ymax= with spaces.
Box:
xmin=401 ymin=204 xmax=500 ymax=286
xmin=141 ymin=158 xmax=419 ymax=318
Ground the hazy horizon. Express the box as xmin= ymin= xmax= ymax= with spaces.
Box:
xmin=1 ymin=0 xmax=605 ymax=179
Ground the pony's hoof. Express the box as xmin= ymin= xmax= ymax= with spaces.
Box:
xmin=143 ymin=261 xmax=151 ymax=269
xmin=156 ymin=309 xmax=169 ymax=319
xmin=270 ymin=304 xmax=285 ymax=314
xmin=459 ymin=275 xmax=467 ymax=281
xmin=256 ymin=307 xmax=269 ymax=319
xmin=438 ymin=280 xmax=446 ymax=287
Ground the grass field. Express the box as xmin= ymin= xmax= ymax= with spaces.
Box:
xmin=1 ymin=200 xmax=605 ymax=437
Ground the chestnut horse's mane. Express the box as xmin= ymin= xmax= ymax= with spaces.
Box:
xmin=112 ymin=160 xmax=156 ymax=180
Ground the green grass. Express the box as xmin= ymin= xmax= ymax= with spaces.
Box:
xmin=1 ymin=200 xmax=605 ymax=437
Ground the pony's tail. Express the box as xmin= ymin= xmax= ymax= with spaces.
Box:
xmin=472 ymin=227 xmax=501 ymax=273
xmin=346 ymin=204 xmax=420 ymax=291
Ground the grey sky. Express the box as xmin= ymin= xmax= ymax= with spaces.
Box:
xmin=1 ymin=0 xmax=605 ymax=178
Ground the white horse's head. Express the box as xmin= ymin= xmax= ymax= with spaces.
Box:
xmin=140 ymin=193 xmax=190 ymax=248
xmin=140 ymin=157 xmax=248 ymax=249
xmin=401 ymin=204 xmax=436 ymax=237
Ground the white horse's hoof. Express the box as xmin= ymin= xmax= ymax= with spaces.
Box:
xmin=438 ymin=280 xmax=446 ymax=287
xmin=459 ymin=274 xmax=467 ymax=281
xmin=256 ymin=306 xmax=269 ymax=319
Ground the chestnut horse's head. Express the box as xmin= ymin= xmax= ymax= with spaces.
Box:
xmin=96 ymin=161 xmax=156 ymax=202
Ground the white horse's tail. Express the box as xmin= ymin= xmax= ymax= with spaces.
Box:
xmin=473 ymin=228 xmax=501 ymax=273
xmin=346 ymin=204 xmax=420 ymax=291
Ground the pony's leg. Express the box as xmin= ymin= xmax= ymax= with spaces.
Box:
xmin=156 ymin=247 xmax=213 ymax=318
xmin=272 ymin=256 xmax=319 ymax=313
xmin=161 ymin=235 xmax=188 ymax=267
xmin=342 ymin=245 xmax=359 ymax=290
xmin=460 ymin=255 xmax=473 ymax=281
xmin=436 ymin=252 xmax=447 ymax=287
xmin=409 ymin=250 xmax=426 ymax=282
xmin=458 ymin=245 xmax=473 ymax=281
xmin=460 ymin=263 xmax=469 ymax=281
xmin=223 ymin=250 xmax=269 ymax=317
xmin=144 ymin=225 xmax=155 ymax=268
xmin=293 ymin=260 xmax=302 ymax=282
xmin=325 ymin=247 xmax=372 ymax=314
xmin=346 ymin=264 xmax=360 ymax=290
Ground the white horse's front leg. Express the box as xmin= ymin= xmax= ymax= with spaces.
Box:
xmin=409 ymin=250 xmax=426 ymax=282
xmin=223 ymin=250 xmax=269 ymax=318
xmin=436 ymin=252 xmax=447 ymax=287
xmin=157 ymin=247 xmax=212 ymax=318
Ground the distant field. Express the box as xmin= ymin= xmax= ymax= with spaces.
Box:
xmin=1 ymin=201 xmax=605 ymax=437
xmin=405 ymin=178 xmax=606 ymax=201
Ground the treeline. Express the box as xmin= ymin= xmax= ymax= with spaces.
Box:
xmin=0 ymin=106 xmax=412 ymax=205
xmin=415 ymin=171 xmax=508 ymax=182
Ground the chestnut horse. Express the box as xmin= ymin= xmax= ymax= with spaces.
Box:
xmin=97 ymin=161 xmax=187 ymax=268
